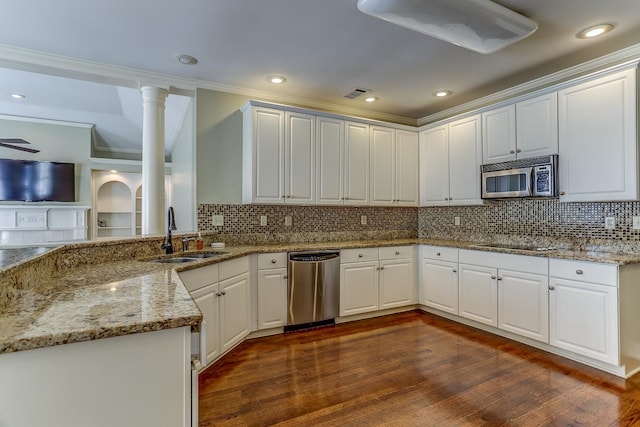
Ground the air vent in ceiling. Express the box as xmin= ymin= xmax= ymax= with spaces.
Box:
xmin=343 ymin=88 xmax=370 ymax=99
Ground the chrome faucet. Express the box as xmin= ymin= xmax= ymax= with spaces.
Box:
xmin=161 ymin=207 xmax=177 ymax=254
xmin=182 ymin=236 xmax=196 ymax=251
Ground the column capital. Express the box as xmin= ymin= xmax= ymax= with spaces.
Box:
xmin=140 ymin=86 xmax=169 ymax=104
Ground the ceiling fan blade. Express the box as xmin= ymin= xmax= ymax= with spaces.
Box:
xmin=0 ymin=142 xmax=40 ymax=153
xmin=0 ymin=138 xmax=31 ymax=144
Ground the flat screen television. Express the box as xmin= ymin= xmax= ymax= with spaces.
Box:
xmin=0 ymin=159 xmax=75 ymax=202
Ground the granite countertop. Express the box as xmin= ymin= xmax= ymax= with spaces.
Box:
xmin=2 ymin=236 xmax=640 ymax=356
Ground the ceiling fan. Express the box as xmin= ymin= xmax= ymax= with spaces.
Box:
xmin=0 ymin=138 xmax=40 ymax=154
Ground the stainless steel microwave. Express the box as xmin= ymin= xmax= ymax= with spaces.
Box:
xmin=481 ymin=155 xmax=558 ymax=199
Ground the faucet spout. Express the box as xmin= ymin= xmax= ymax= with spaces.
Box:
xmin=161 ymin=207 xmax=176 ymax=254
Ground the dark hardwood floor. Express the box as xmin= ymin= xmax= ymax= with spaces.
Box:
xmin=199 ymin=311 xmax=640 ymax=426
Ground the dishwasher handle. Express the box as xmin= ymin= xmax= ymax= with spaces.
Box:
xmin=289 ymin=252 xmax=339 ymax=262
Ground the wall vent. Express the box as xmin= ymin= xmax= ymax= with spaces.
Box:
xmin=343 ymin=88 xmax=370 ymax=99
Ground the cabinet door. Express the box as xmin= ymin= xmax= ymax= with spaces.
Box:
xmin=285 ymin=112 xmax=315 ymax=204
xmin=549 ymin=277 xmax=619 ymax=365
xmin=516 ymin=92 xmax=558 ymax=159
xmin=370 ymin=126 xmax=396 ymax=205
xmin=191 ymin=283 xmax=219 ymax=364
xmin=422 ymin=259 xmax=458 ymax=314
xmin=219 ymin=272 xmax=250 ymax=353
xmin=379 ymin=259 xmax=415 ymax=309
xmin=420 ymin=125 xmax=450 ymax=206
xmin=340 ymin=261 xmax=379 ymax=316
xmin=498 ymin=269 xmax=549 ymax=343
xmin=257 ymin=268 xmax=288 ymax=329
xmin=558 ymin=68 xmax=637 ymax=202
xmin=459 ymin=263 xmax=498 ymax=327
xmin=395 ymin=130 xmax=419 ymax=206
xmin=252 ymin=107 xmax=285 ymax=203
xmin=482 ymin=105 xmax=516 ymax=164
xmin=344 ymin=121 xmax=370 ymax=205
xmin=316 ymin=117 xmax=344 ymax=205
xmin=448 ymin=114 xmax=483 ymax=205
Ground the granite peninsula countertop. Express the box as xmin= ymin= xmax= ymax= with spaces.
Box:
xmin=2 ymin=237 xmax=640 ymax=356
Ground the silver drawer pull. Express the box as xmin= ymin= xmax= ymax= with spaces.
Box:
xmin=271 ymin=259 xmax=277 ymax=264
xmin=548 ymin=285 xmax=555 ymax=290
xmin=358 ymin=254 xmax=364 ymax=258
xmin=452 ymin=269 xmax=457 ymax=273
xmin=576 ymin=269 xmax=583 ymax=275
xmin=497 ymin=277 xmax=503 ymax=281
xmin=491 ymin=275 xmax=496 ymax=280
xmin=436 ymin=252 xmax=441 ymax=256
xmin=395 ymin=251 xmax=400 ymax=255
xmin=283 ymin=275 xmax=288 ymax=279
xmin=509 ymin=150 xmax=515 ymax=154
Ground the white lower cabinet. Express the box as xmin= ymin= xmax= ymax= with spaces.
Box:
xmin=340 ymin=246 xmax=415 ymax=316
xmin=178 ymin=256 xmax=250 ymax=367
xmin=257 ymin=253 xmax=288 ymax=329
xmin=498 ymin=269 xmax=548 ymax=343
xmin=420 ymin=246 xmax=459 ymax=315
xmin=459 ymin=264 xmax=498 ymax=327
xmin=549 ymin=259 xmax=619 ymax=365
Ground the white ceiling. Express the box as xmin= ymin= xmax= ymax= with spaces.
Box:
xmin=0 ymin=0 xmax=639 ymax=154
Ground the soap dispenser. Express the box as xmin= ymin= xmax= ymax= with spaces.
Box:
xmin=196 ymin=232 xmax=204 ymax=250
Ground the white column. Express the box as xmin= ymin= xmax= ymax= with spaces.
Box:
xmin=140 ymin=86 xmax=168 ymax=235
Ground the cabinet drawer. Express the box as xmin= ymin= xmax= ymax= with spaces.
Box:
xmin=219 ymin=256 xmax=250 ymax=281
xmin=178 ymin=263 xmax=219 ymax=292
xmin=549 ymin=258 xmax=617 ymax=286
xmin=341 ymin=247 xmax=379 ymax=263
xmin=422 ymin=245 xmax=458 ymax=263
xmin=258 ymin=252 xmax=287 ymax=269
xmin=379 ymin=245 xmax=414 ymax=260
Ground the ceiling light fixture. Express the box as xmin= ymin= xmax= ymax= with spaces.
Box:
xmin=356 ymin=0 xmax=538 ymax=54
xmin=268 ymin=75 xmax=287 ymax=84
xmin=576 ymin=24 xmax=614 ymax=39
xmin=176 ymin=54 xmax=198 ymax=65
xmin=433 ymin=90 xmax=452 ymax=97
xmin=110 ymin=169 xmax=118 ymax=173
xmin=364 ymin=96 xmax=379 ymax=103
xmin=10 ymin=93 xmax=25 ymax=99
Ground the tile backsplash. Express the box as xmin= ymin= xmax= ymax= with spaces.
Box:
xmin=198 ymin=200 xmax=640 ymax=252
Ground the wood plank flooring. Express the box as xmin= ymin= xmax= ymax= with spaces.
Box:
xmin=198 ymin=311 xmax=640 ymax=426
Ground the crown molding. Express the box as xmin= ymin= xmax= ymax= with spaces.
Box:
xmin=0 ymin=113 xmax=94 ymax=128
xmin=418 ymin=42 xmax=640 ymax=126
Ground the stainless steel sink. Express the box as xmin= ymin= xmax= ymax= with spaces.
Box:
xmin=150 ymin=257 xmax=200 ymax=263
xmin=183 ymin=252 xmax=227 ymax=259
xmin=145 ymin=251 xmax=228 ymax=263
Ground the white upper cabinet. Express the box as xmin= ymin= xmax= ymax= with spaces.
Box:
xmin=316 ymin=117 xmax=345 ymax=205
xmin=558 ymin=67 xmax=637 ymax=202
xmin=516 ymin=92 xmax=558 ymax=159
xmin=448 ymin=114 xmax=483 ymax=205
xmin=344 ymin=121 xmax=370 ymax=205
xmin=420 ymin=124 xmax=450 ymax=206
xmin=370 ymin=127 xmax=419 ymax=206
xmin=482 ymin=92 xmax=558 ymax=164
xmin=370 ymin=126 xmax=396 ymax=205
xmin=285 ymin=111 xmax=315 ymax=204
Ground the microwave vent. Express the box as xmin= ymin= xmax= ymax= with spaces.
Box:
xmin=481 ymin=155 xmax=557 ymax=172
xmin=343 ymin=88 xmax=370 ymax=99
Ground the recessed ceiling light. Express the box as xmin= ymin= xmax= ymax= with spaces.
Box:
xmin=10 ymin=93 xmax=25 ymax=99
xmin=433 ymin=90 xmax=452 ymax=97
xmin=364 ymin=96 xmax=378 ymax=103
xmin=110 ymin=169 xmax=118 ymax=173
xmin=576 ymin=24 xmax=614 ymax=39
xmin=176 ymin=54 xmax=198 ymax=65
xmin=268 ymin=75 xmax=287 ymax=84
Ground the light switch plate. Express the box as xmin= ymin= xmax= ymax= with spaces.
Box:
xmin=361 ymin=215 xmax=367 ymax=225
xmin=633 ymin=216 xmax=640 ymax=230
xmin=605 ymin=216 xmax=615 ymax=230
xmin=454 ymin=216 xmax=461 ymax=226
xmin=284 ymin=215 xmax=292 ymax=227
xmin=260 ymin=215 xmax=267 ymax=226
xmin=212 ymin=214 xmax=224 ymax=226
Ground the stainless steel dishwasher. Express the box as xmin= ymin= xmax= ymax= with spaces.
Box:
xmin=287 ymin=251 xmax=340 ymax=329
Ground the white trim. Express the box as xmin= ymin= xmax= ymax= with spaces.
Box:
xmin=418 ymin=43 xmax=640 ymax=126
xmin=0 ymin=113 xmax=94 ymax=128
xmin=89 ymin=157 xmax=173 ymax=169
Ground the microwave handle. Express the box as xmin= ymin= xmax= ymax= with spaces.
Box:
xmin=526 ymin=166 xmax=534 ymax=196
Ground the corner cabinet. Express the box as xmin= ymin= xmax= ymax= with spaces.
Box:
xmin=558 ymin=67 xmax=637 ymax=202
xmin=420 ymin=114 xmax=483 ymax=206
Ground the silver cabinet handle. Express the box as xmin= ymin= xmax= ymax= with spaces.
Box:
xmin=548 ymin=285 xmax=555 ymax=290
xmin=436 ymin=252 xmax=441 ymax=256
xmin=497 ymin=277 xmax=503 ymax=281
xmin=395 ymin=251 xmax=400 ymax=255
xmin=215 ymin=292 xmax=221 ymax=297
xmin=491 ymin=275 xmax=496 ymax=279
xmin=452 ymin=269 xmax=457 ymax=273
xmin=516 ymin=148 xmax=522 ymax=153
xmin=358 ymin=254 xmax=363 ymax=258
xmin=576 ymin=269 xmax=583 ymax=275
xmin=283 ymin=275 xmax=288 ymax=279
xmin=271 ymin=259 xmax=277 ymax=264
xmin=221 ymin=291 xmax=226 ymax=296
xmin=509 ymin=150 xmax=515 ymax=154
xmin=559 ymin=191 xmax=566 ymax=196
xmin=380 ymin=266 xmax=385 ymax=270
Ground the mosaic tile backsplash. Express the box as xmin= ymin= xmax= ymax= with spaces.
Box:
xmin=198 ymin=204 xmax=418 ymax=244
xmin=200 ymin=199 xmax=640 ymax=252
xmin=419 ymin=199 xmax=640 ymax=252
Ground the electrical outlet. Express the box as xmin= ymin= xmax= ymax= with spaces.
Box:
xmin=212 ymin=214 xmax=224 ymax=226
xmin=361 ymin=215 xmax=367 ymax=225
xmin=260 ymin=215 xmax=267 ymax=226
xmin=605 ymin=216 xmax=615 ymax=230
xmin=284 ymin=215 xmax=292 ymax=227
xmin=634 ymin=216 xmax=640 ymax=230
xmin=454 ymin=216 xmax=461 ymax=226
